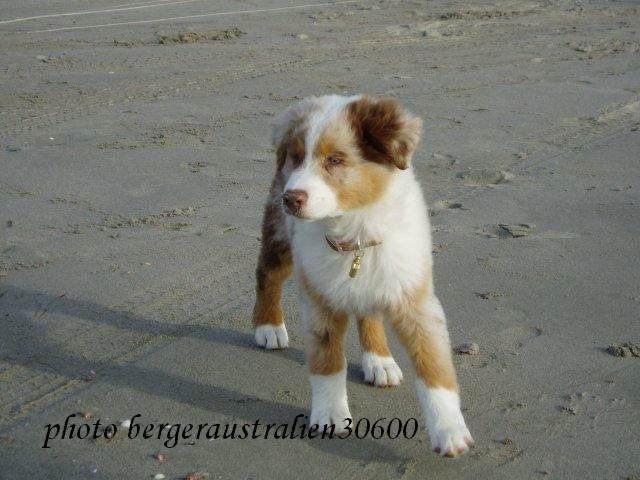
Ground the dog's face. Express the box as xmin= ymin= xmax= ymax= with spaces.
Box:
xmin=272 ymin=95 xmax=422 ymax=220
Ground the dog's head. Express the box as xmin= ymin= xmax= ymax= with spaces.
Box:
xmin=272 ymin=95 xmax=422 ymax=220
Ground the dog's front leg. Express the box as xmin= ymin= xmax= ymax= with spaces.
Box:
xmin=253 ymin=199 xmax=292 ymax=349
xmin=357 ymin=314 xmax=403 ymax=387
xmin=389 ymin=294 xmax=474 ymax=457
xmin=299 ymin=279 xmax=351 ymax=435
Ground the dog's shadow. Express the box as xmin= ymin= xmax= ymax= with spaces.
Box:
xmin=0 ymin=285 xmax=406 ymax=464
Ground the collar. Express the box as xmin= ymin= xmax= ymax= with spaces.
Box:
xmin=325 ymin=234 xmax=382 ymax=253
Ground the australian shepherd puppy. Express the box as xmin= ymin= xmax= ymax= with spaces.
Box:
xmin=252 ymin=95 xmax=473 ymax=457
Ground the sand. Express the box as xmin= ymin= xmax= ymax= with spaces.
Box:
xmin=0 ymin=0 xmax=639 ymax=478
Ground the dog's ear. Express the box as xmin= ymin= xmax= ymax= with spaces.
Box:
xmin=271 ymin=98 xmax=317 ymax=170
xmin=347 ymin=96 xmax=422 ymax=170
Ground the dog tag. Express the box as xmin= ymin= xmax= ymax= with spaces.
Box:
xmin=349 ymin=253 xmax=362 ymax=278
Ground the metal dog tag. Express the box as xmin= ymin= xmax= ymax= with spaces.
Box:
xmin=349 ymin=253 xmax=362 ymax=278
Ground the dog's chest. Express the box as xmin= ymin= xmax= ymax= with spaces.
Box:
xmin=290 ymin=223 xmax=429 ymax=315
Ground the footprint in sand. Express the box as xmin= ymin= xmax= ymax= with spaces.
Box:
xmin=456 ymin=169 xmax=515 ymax=186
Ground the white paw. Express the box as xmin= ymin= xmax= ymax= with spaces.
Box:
xmin=416 ymin=383 xmax=474 ymax=457
xmin=309 ymin=371 xmax=352 ymax=435
xmin=429 ymin=420 xmax=474 ymax=457
xmin=254 ymin=324 xmax=289 ymax=349
xmin=362 ymin=352 xmax=403 ymax=387
xmin=309 ymin=402 xmax=352 ymax=435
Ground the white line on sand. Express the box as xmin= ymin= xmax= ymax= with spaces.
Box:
xmin=12 ymin=1 xmax=358 ymax=34
xmin=0 ymin=0 xmax=212 ymax=25
xmin=110 ymin=0 xmax=191 ymax=8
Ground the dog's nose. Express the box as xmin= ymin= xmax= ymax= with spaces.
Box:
xmin=283 ymin=189 xmax=308 ymax=211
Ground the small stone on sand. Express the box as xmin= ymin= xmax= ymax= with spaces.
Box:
xmin=456 ymin=169 xmax=514 ymax=185
xmin=454 ymin=342 xmax=480 ymax=355
xmin=498 ymin=223 xmax=535 ymax=238
xmin=605 ymin=342 xmax=640 ymax=358
xmin=184 ymin=473 xmax=209 ymax=480
xmin=475 ymin=291 xmax=503 ymax=300
xmin=559 ymin=405 xmax=576 ymax=415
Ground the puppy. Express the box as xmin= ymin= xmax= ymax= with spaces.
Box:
xmin=252 ymin=95 xmax=473 ymax=457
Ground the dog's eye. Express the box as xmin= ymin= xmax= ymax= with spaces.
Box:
xmin=327 ymin=156 xmax=343 ymax=166
xmin=290 ymin=152 xmax=303 ymax=165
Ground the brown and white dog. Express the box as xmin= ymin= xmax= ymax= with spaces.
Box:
xmin=252 ymin=95 xmax=473 ymax=457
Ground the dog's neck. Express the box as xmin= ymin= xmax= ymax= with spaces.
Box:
xmin=322 ymin=168 xmax=415 ymax=246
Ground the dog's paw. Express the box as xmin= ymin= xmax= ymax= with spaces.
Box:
xmin=416 ymin=383 xmax=474 ymax=457
xmin=429 ymin=422 xmax=474 ymax=457
xmin=254 ymin=324 xmax=289 ymax=349
xmin=362 ymin=352 xmax=403 ymax=387
xmin=309 ymin=372 xmax=351 ymax=435
xmin=309 ymin=401 xmax=352 ymax=436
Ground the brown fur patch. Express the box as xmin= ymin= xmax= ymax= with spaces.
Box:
xmin=388 ymin=276 xmax=458 ymax=391
xmin=357 ymin=315 xmax=392 ymax=357
xmin=313 ymin=132 xmax=344 ymax=168
xmin=300 ymin=270 xmax=349 ymax=375
xmin=272 ymin=98 xmax=320 ymax=171
xmin=253 ymin=178 xmax=292 ymax=327
xmin=314 ymin=121 xmax=392 ymax=211
xmin=276 ymin=126 xmax=306 ymax=171
xmin=347 ymin=96 xmax=422 ymax=170
xmin=333 ymin=160 xmax=391 ymax=211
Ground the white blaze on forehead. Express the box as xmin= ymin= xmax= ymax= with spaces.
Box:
xmin=283 ymin=95 xmax=360 ymax=219
xmin=305 ymin=94 xmax=361 ymax=150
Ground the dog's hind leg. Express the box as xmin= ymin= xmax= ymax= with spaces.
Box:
xmin=253 ymin=200 xmax=292 ymax=349
xmin=389 ymin=293 xmax=473 ymax=457
xmin=357 ymin=315 xmax=403 ymax=387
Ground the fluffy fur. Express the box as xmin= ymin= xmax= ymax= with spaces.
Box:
xmin=253 ymin=94 xmax=473 ymax=457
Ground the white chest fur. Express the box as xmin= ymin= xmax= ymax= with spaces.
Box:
xmin=288 ymin=169 xmax=433 ymax=315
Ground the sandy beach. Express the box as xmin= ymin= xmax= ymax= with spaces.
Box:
xmin=1 ymin=0 xmax=639 ymax=478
